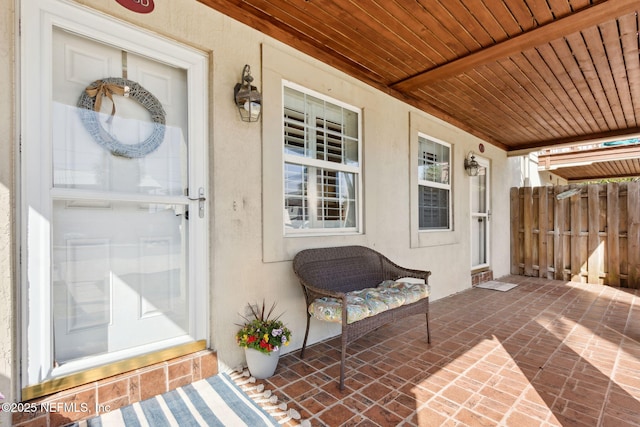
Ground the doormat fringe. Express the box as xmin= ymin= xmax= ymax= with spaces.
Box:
xmin=228 ymin=366 xmax=311 ymax=426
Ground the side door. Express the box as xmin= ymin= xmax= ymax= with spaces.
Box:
xmin=471 ymin=157 xmax=490 ymax=270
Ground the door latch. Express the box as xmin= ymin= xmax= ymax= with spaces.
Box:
xmin=187 ymin=187 xmax=206 ymax=218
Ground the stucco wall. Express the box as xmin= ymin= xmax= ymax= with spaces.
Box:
xmin=3 ymin=0 xmax=514 ymax=406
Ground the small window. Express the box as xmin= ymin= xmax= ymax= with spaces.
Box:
xmin=418 ymin=135 xmax=451 ymax=230
xmin=283 ymin=83 xmax=361 ymax=234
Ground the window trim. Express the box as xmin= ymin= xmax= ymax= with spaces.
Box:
xmin=281 ymin=80 xmax=363 ymax=236
xmin=409 ymin=111 xmax=461 ymax=249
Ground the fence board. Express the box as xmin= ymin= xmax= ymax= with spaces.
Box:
xmin=524 ymin=187 xmax=534 ymax=276
xmin=510 ymin=187 xmax=520 ymax=275
xmin=511 ymin=182 xmax=638 ymax=288
xmin=553 ymin=186 xmax=565 ymax=280
xmin=607 ymin=183 xmax=620 ymax=286
xmin=587 ymin=185 xmax=600 ymax=284
xmin=538 ymin=187 xmax=549 ymax=278
xmin=570 ymin=189 xmax=581 ymax=282
xmin=629 ymin=181 xmax=639 ymax=288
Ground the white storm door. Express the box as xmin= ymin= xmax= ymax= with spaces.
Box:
xmin=22 ymin=0 xmax=208 ymax=385
xmin=471 ymin=158 xmax=490 ymax=269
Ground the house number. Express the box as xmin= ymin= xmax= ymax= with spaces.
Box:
xmin=115 ymin=0 xmax=155 ymax=14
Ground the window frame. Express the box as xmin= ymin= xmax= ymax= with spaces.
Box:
xmin=417 ymin=133 xmax=452 ymax=232
xmin=282 ymin=81 xmax=363 ymax=236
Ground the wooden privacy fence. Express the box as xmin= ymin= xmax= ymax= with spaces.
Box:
xmin=510 ymin=182 xmax=640 ymax=288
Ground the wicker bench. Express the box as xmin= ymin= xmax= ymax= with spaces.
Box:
xmin=292 ymin=245 xmax=431 ymax=389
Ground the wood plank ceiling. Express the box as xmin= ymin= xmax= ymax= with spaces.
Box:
xmin=198 ymin=0 xmax=640 ymax=180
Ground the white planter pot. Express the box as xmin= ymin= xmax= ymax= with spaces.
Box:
xmin=245 ymin=347 xmax=281 ymax=379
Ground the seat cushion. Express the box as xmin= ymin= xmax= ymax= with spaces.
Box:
xmin=378 ymin=280 xmax=430 ymax=304
xmin=308 ymin=280 xmax=430 ymax=324
xmin=358 ymin=287 xmax=405 ymax=310
xmin=308 ymin=295 xmax=371 ymax=324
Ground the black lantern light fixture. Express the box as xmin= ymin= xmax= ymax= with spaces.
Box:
xmin=234 ymin=64 xmax=262 ymax=122
xmin=464 ymin=152 xmax=480 ymax=176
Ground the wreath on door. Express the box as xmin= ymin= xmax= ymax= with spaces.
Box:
xmin=77 ymin=77 xmax=166 ymax=158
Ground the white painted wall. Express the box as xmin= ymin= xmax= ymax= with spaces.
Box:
xmin=1 ymin=0 xmax=517 ymax=404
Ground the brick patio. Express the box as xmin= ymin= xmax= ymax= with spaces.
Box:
xmin=264 ymin=276 xmax=640 ymax=426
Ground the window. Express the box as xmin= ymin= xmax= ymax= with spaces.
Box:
xmin=283 ymin=83 xmax=361 ymax=233
xmin=418 ymin=135 xmax=451 ymax=230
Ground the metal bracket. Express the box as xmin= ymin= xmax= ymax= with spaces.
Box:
xmin=188 ymin=187 xmax=206 ymax=218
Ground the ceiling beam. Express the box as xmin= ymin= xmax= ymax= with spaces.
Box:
xmin=539 ymin=145 xmax=640 ymax=169
xmin=563 ymin=169 xmax=640 ymax=182
xmin=506 ymin=128 xmax=640 ymax=156
xmin=391 ymin=0 xmax=640 ymax=91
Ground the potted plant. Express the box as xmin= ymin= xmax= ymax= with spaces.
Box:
xmin=236 ymin=301 xmax=291 ymax=379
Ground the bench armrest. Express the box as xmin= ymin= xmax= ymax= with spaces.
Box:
xmin=299 ymin=280 xmax=346 ymax=305
xmin=384 ymin=262 xmax=432 ymax=283
xmin=393 ymin=267 xmax=431 ymax=282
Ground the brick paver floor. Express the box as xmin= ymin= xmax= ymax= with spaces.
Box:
xmin=264 ymin=276 xmax=640 ymax=426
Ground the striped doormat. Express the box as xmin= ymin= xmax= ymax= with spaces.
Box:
xmin=72 ymin=372 xmax=290 ymax=426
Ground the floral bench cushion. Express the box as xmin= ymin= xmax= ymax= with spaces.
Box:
xmin=308 ymin=280 xmax=430 ymax=324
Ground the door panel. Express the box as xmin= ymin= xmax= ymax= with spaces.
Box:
xmin=52 ymin=200 xmax=189 ymax=364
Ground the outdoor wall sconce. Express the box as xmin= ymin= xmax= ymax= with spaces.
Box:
xmin=464 ymin=152 xmax=480 ymax=176
xmin=234 ymin=64 xmax=262 ymax=122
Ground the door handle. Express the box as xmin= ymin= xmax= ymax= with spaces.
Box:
xmin=188 ymin=187 xmax=206 ymax=218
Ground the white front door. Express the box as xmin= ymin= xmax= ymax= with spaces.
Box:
xmin=22 ymin=0 xmax=209 ymax=385
xmin=471 ymin=158 xmax=490 ymax=270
